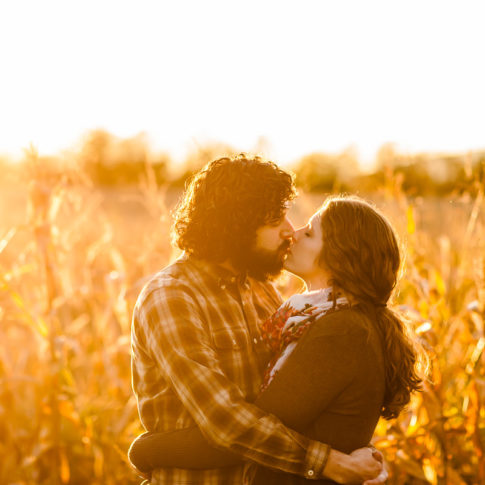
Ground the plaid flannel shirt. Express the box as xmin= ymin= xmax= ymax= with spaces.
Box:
xmin=131 ymin=254 xmax=330 ymax=484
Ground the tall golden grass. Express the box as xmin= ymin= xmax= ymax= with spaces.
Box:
xmin=1 ymin=152 xmax=484 ymax=484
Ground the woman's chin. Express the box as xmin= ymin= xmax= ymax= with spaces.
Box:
xmin=283 ymin=262 xmax=299 ymax=276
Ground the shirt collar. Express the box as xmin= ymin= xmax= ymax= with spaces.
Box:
xmin=182 ymin=252 xmax=250 ymax=289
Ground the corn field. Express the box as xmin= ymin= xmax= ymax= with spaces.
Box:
xmin=1 ymin=154 xmax=484 ymax=484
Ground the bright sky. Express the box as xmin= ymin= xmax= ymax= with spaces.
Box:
xmin=0 ymin=0 xmax=484 ymax=169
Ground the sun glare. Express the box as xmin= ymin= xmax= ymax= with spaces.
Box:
xmin=0 ymin=0 xmax=484 ymax=169
xmin=2 ymin=2 xmax=485 ymax=484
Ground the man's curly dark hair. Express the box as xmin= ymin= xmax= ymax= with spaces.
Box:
xmin=172 ymin=154 xmax=296 ymax=267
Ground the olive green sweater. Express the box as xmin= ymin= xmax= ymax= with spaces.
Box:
xmin=250 ymin=306 xmax=386 ymax=484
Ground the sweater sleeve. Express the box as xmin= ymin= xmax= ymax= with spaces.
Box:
xmin=128 ymin=427 xmax=243 ymax=473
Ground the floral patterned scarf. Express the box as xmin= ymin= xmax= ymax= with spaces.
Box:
xmin=260 ymin=287 xmax=349 ymax=391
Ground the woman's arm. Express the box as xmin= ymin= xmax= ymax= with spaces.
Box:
xmin=252 ymin=312 xmax=384 ymax=484
xmin=128 ymin=426 xmax=244 ymax=473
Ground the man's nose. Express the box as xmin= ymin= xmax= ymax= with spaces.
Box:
xmin=280 ymin=217 xmax=295 ymax=240
xmin=292 ymin=227 xmax=303 ymax=242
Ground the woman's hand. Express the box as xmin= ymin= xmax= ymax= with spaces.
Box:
xmin=324 ymin=447 xmax=386 ymax=484
xmin=362 ymin=447 xmax=388 ymax=485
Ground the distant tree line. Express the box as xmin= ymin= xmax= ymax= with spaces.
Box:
xmin=3 ymin=131 xmax=485 ymax=195
xmin=292 ymin=143 xmax=485 ymax=196
xmin=79 ymin=130 xmax=169 ymax=186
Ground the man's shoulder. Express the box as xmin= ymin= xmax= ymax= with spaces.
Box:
xmin=135 ymin=258 xmax=196 ymax=308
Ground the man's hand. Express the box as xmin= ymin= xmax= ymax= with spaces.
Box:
xmin=323 ymin=446 xmax=386 ymax=484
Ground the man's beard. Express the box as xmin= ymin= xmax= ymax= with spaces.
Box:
xmin=232 ymin=240 xmax=291 ymax=281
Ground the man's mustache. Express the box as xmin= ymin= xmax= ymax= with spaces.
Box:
xmin=278 ymin=240 xmax=291 ymax=253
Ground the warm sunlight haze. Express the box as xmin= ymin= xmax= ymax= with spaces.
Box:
xmin=2 ymin=2 xmax=485 ymax=484
xmin=1 ymin=0 xmax=484 ymax=168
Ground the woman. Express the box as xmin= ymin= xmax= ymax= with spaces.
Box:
xmin=129 ymin=195 xmax=423 ymax=483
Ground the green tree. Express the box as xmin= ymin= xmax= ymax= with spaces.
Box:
xmin=79 ymin=130 xmax=169 ymax=186
xmin=293 ymin=149 xmax=360 ymax=192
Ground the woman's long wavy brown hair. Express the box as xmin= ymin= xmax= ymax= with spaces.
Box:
xmin=318 ymin=195 xmax=423 ymax=419
xmin=172 ymin=154 xmax=296 ymax=265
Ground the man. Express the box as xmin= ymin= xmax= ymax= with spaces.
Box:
xmin=131 ymin=154 xmax=386 ymax=484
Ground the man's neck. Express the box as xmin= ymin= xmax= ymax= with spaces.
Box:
xmin=218 ymin=260 xmax=240 ymax=275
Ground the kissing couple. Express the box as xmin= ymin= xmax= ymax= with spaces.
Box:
xmin=129 ymin=154 xmax=422 ymax=484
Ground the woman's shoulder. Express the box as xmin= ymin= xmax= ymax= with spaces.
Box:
xmin=309 ymin=306 xmax=374 ymax=339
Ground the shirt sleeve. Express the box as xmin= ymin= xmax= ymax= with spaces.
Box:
xmin=134 ymin=282 xmax=330 ymax=480
xmin=254 ymin=312 xmax=366 ymax=431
